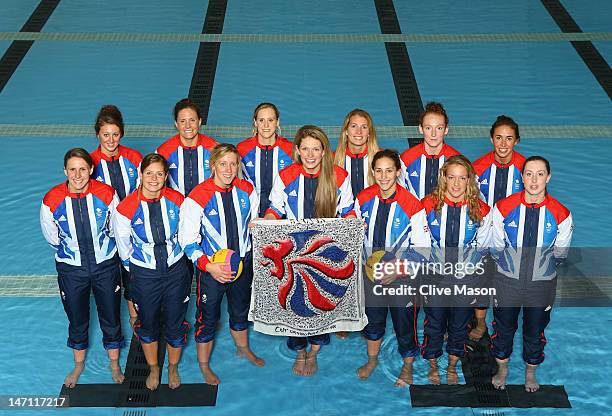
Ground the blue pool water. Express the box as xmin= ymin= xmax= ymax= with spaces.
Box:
xmin=0 ymin=1 xmax=610 ymax=415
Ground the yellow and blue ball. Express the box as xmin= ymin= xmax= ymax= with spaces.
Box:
xmin=364 ymin=250 xmax=396 ymax=282
xmin=210 ymin=248 xmax=243 ymax=282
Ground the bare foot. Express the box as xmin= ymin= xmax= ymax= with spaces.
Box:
xmin=64 ymin=361 xmax=85 ymax=388
xmin=525 ymin=364 xmax=540 ymax=393
xmin=492 ymin=359 xmax=508 ymax=390
xmin=427 ymin=359 xmax=440 ymax=385
xmin=447 ymin=363 xmax=459 ymax=385
xmin=109 ymin=359 xmax=125 ymax=384
xmin=199 ymin=362 xmax=220 ymax=385
xmin=237 ymin=345 xmax=265 ymax=367
xmin=168 ymin=363 xmax=181 ymax=389
xmin=468 ymin=318 xmax=487 ymax=341
xmin=146 ymin=365 xmax=160 ymax=391
xmin=335 ymin=331 xmax=349 ymax=339
xmin=303 ymin=351 xmax=319 ymax=376
xmin=394 ymin=361 xmax=414 ymax=387
xmin=292 ymin=350 xmax=307 ymax=376
xmin=357 ymin=355 xmax=378 ymax=380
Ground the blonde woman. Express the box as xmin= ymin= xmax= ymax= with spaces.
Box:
xmin=334 ymin=109 xmax=381 ymax=197
xmin=180 ymin=144 xmax=264 ymax=385
xmin=237 ymin=102 xmax=293 ymax=217
xmin=265 ymin=125 xmax=355 ymax=376
xmin=421 ymin=155 xmax=492 ymax=385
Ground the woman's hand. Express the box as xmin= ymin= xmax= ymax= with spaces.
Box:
xmin=379 ymin=261 xmax=410 ymax=285
xmin=206 ymin=262 xmax=235 ymax=283
xmin=380 ymin=272 xmax=399 ymax=285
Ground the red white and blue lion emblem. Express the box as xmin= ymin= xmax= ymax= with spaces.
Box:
xmin=260 ymin=230 xmax=355 ymax=317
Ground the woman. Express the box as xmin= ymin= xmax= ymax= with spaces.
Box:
xmin=91 ymin=104 xmax=143 ymax=324
xmin=470 ymin=115 xmax=526 ymax=341
xmin=156 ymin=98 xmax=219 ymax=197
xmin=334 ymin=108 xmax=381 ymax=198
xmin=421 ymin=155 xmax=492 ymax=385
xmin=264 ymin=125 xmax=355 ymax=377
xmin=490 ymin=156 xmax=572 ymax=393
xmin=40 ymin=148 xmax=124 ymax=388
xmin=112 ymin=154 xmax=190 ymax=391
xmin=473 ymin=115 xmax=525 ymax=207
xmin=400 ymin=102 xmax=461 ymax=199
xmin=180 ymin=144 xmax=264 ymax=385
xmin=237 ymin=102 xmax=293 ymax=217
xmin=354 ymin=149 xmax=431 ymax=386
xmin=333 ymin=109 xmax=381 ymax=339
xmin=91 ymin=105 xmax=142 ymax=200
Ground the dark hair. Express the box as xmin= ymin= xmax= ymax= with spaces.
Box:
xmin=64 ymin=148 xmax=93 ymax=168
xmin=490 ymin=115 xmax=520 ymax=139
xmin=523 ymin=156 xmax=550 ymax=174
xmin=94 ymin=105 xmax=124 ymax=136
xmin=371 ymin=149 xmax=401 ymax=171
xmin=173 ymin=98 xmax=202 ymax=121
xmin=419 ymin=101 xmax=448 ymax=126
xmin=140 ymin=153 xmax=169 ymax=175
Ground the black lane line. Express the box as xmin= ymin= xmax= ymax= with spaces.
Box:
xmin=0 ymin=0 xmax=61 ymax=94
xmin=188 ymin=0 xmax=228 ymax=124
xmin=374 ymin=0 xmax=423 ymax=147
xmin=541 ymin=0 xmax=612 ymax=99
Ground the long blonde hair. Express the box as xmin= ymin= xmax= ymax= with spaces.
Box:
xmin=431 ymin=155 xmax=483 ymax=223
xmin=334 ymin=109 xmax=380 ymax=187
xmin=293 ymin=125 xmax=337 ymax=218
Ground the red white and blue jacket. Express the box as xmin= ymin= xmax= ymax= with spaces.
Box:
xmin=237 ymin=135 xmax=293 ymax=217
xmin=155 ymin=133 xmax=218 ymax=197
xmin=91 ymin=145 xmax=142 ymax=201
xmin=355 ymin=184 xmax=431 ymax=259
xmin=399 ymin=143 xmax=461 ymax=199
xmin=266 ymin=164 xmax=355 ymax=220
xmin=338 ymin=147 xmax=372 ymax=198
xmin=112 ymin=187 xmax=185 ymax=271
xmin=491 ymin=192 xmax=573 ymax=281
xmin=473 ymin=151 xmax=525 ymax=207
xmin=40 ymin=180 xmax=119 ymax=270
xmin=422 ymin=196 xmax=492 ymax=266
xmin=179 ymin=177 xmax=258 ymax=271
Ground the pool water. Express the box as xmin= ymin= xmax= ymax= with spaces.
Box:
xmin=0 ymin=0 xmax=610 ymax=415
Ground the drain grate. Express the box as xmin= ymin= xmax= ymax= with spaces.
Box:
xmin=481 ymin=411 xmax=505 ymax=416
xmin=122 ymin=411 xmax=146 ymax=416
xmin=374 ymin=0 xmax=423 ymax=147
xmin=188 ymin=0 xmax=228 ymax=123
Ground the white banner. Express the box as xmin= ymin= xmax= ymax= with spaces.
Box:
xmin=249 ymin=218 xmax=367 ymax=336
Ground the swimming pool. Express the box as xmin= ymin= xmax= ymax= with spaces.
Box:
xmin=1 ymin=0 xmax=611 ymax=415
